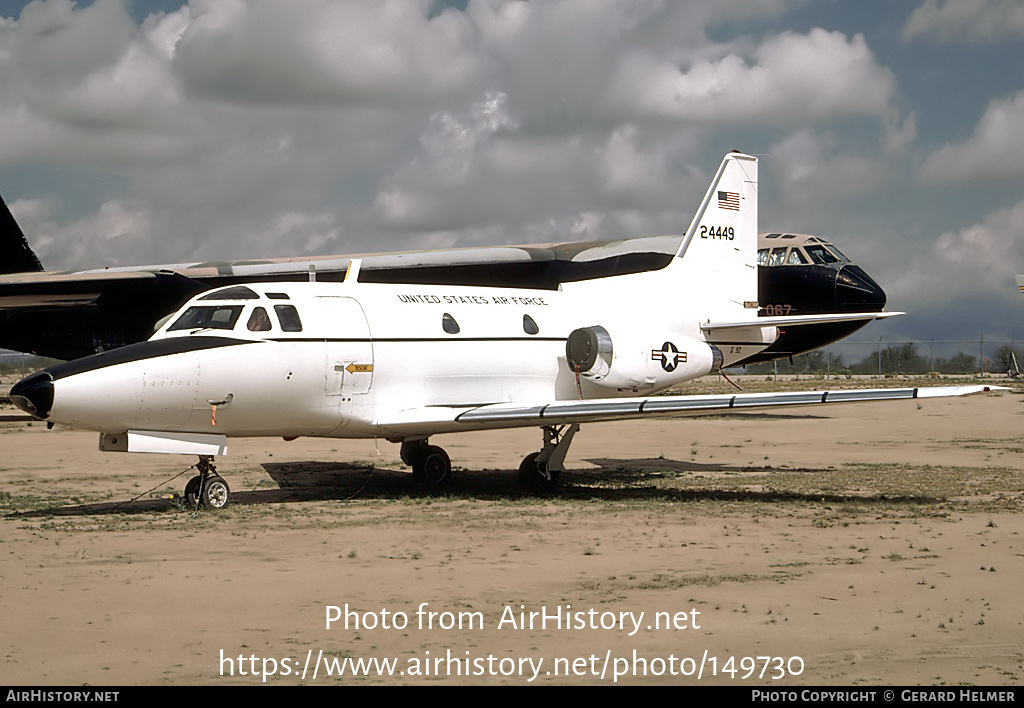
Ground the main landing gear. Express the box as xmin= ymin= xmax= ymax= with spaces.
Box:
xmin=184 ymin=455 xmax=231 ymax=509
xmin=400 ymin=424 xmax=580 ymax=494
xmin=517 ymin=424 xmax=578 ymax=494
xmin=401 ymin=439 xmax=453 ymax=486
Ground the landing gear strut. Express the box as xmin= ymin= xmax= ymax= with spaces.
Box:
xmin=401 ymin=439 xmax=452 ymax=487
xmin=184 ymin=455 xmax=231 ymax=509
xmin=518 ymin=424 xmax=578 ymax=493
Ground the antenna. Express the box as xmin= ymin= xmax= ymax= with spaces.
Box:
xmin=345 ymin=259 xmax=362 ymax=282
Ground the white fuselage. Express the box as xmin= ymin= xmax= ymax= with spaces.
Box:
xmin=23 ymin=152 xmax=776 ymax=447
xmin=43 ymin=270 xmax=764 ymax=441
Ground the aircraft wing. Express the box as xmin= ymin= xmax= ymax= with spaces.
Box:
xmin=0 ymin=232 xmax=680 ymax=359
xmin=375 ymin=384 xmax=1005 ymax=437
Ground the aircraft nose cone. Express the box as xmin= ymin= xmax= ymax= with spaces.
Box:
xmin=836 ymin=265 xmax=886 ymax=311
xmin=9 ymin=371 xmax=54 ymax=419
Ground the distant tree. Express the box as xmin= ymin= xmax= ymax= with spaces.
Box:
xmin=741 ymin=350 xmax=844 ymax=376
xmin=851 ymin=343 xmax=929 ymax=375
xmin=991 ymin=345 xmax=1024 ymax=375
xmin=0 ymin=354 xmax=60 ymax=377
xmin=933 ymin=352 xmax=977 ymax=375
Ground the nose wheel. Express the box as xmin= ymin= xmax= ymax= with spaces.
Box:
xmin=184 ymin=455 xmax=231 ymax=509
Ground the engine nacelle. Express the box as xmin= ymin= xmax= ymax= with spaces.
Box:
xmin=566 ymin=325 xmax=722 ymax=391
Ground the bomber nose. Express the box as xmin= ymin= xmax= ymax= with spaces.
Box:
xmin=9 ymin=371 xmax=54 ymax=419
xmin=836 ymin=265 xmax=886 ymax=311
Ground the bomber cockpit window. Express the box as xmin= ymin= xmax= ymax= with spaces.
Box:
xmin=768 ymin=247 xmax=787 ymax=266
xmin=805 ymin=245 xmax=839 ymax=265
xmin=247 ymin=306 xmax=272 ymax=332
xmin=168 ymin=305 xmax=244 ymax=331
xmin=825 ymin=244 xmax=850 ymax=262
xmin=757 ymin=248 xmax=769 ymax=266
xmin=523 ymin=314 xmax=539 ymax=335
xmin=274 ymin=305 xmax=303 ymax=332
xmin=198 ymin=286 xmax=260 ymax=301
xmin=786 ymin=249 xmax=807 ymax=265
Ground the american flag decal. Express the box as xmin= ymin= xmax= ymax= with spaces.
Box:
xmin=718 ymin=191 xmax=740 ymax=210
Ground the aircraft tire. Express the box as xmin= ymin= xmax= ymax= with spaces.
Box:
xmin=200 ymin=475 xmax=231 ymax=509
xmin=184 ymin=475 xmax=202 ymax=508
xmin=517 ymin=453 xmax=559 ymax=494
xmin=415 ymin=446 xmax=451 ymax=486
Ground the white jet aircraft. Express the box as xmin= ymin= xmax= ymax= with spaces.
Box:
xmin=9 ymin=152 xmax=1001 ymax=508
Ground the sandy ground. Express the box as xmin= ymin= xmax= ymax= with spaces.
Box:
xmin=2 ymin=382 xmax=1023 ymax=686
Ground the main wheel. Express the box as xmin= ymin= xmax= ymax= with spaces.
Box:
xmin=184 ymin=475 xmax=203 ymax=508
xmin=517 ymin=452 xmax=560 ymax=493
xmin=200 ymin=475 xmax=231 ymax=509
xmin=415 ymin=445 xmax=451 ymax=486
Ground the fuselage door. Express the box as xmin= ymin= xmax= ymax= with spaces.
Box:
xmin=317 ymin=296 xmax=374 ymax=398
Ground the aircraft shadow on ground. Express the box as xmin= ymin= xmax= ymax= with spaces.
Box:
xmin=6 ymin=456 xmax=941 ymax=518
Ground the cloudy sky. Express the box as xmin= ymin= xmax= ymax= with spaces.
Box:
xmin=0 ymin=0 xmax=1022 ymax=358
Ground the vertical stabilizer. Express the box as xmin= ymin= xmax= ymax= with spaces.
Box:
xmin=0 ymin=194 xmax=44 ymax=274
xmin=671 ymin=152 xmax=758 ymax=323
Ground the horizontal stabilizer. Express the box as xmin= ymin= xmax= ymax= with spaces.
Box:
xmin=703 ymin=311 xmax=903 ymax=332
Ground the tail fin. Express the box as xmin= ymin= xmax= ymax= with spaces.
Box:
xmin=0 ymin=194 xmax=43 ymax=274
xmin=672 ymin=152 xmax=758 ymax=323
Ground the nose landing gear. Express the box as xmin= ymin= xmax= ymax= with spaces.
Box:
xmin=184 ymin=455 xmax=231 ymax=509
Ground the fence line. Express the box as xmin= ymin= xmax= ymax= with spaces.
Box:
xmin=743 ymin=338 xmax=1024 ymax=377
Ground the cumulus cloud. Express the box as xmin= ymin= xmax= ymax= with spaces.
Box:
xmin=606 ymin=29 xmax=896 ymax=125
xmin=770 ymin=130 xmax=887 ymax=206
xmin=0 ymin=0 xmax=913 ymax=271
xmin=173 ymin=0 xmax=480 ymax=107
xmin=888 ymin=199 xmax=1024 ymax=307
xmin=933 ymin=201 xmax=1024 ymax=270
xmin=919 ymin=90 xmax=1024 ymax=182
xmin=903 ymin=0 xmax=1024 ymax=43
xmin=18 ymin=197 xmax=158 ymax=269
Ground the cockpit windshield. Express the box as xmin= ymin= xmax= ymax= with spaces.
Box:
xmin=805 ymin=245 xmax=840 ymax=265
xmin=198 ymin=286 xmax=259 ymax=301
xmin=759 ymin=234 xmax=854 ymax=267
xmin=825 ymin=244 xmax=850 ymax=262
xmin=168 ymin=305 xmax=244 ymax=331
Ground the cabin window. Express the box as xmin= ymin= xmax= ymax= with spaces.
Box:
xmin=757 ymin=248 xmax=769 ymax=266
xmin=523 ymin=314 xmax=539 ymax=335
xmin=266 ymin=292 xmax=290 ymax=300
xmin=442 ymin=313 xmax=460 ymax=334
xmin=247 ymin=307 xmax=272 ymax=332
xmin=786 ymin=249 xmax=807 ymax=265
xmin=168 ymin=305 xmax=244 ymax=331
xmin=768 ymin=248 xmax=787 ymax=266
xmin=198 ymin=286 xmax=259 ymax=300
xmin=274 ymin=305 xmax=303 ymax=332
